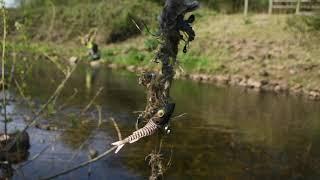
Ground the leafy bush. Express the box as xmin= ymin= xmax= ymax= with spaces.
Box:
xmin=16 ymin=0 xmax=161 ymax=43
xmin=304 ymin=15 xmax=320 ymax=31
xmin=287 ymin=14 xmax=320 ymax=32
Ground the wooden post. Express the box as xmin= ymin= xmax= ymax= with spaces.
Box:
xmin=269 ymin=0 xmax=273 ymax=14
xmin=244 ymin=0 xmax=249 ymax=16
xmin=296 ymin=0 xmax=301 ymax=14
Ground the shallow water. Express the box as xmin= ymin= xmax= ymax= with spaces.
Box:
xmin=2 ymin=61 xmax=320 ymax=179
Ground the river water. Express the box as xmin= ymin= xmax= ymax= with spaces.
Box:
xmin=3 ymin=61 xmax=320 ymax=179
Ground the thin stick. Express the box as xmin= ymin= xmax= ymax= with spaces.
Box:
xmin=58 ymin=88 xmax=78 ymax=110
xmin=80 ymin=87 xmax=103 ymax=115
xmin=110 ymin=118 xmax=122 ymax=141
xmin=96 ymin=105 xmax=102 ymax=128
xmin=65 ymin=131 xmax=95 ymax=167
xmin=41 ymin=146 xmax=117 ymax=180
xmin=1 ymin=0 xmax=8 ymax=141
xmin=8 ymin=52 xmax=16 ymax=85
xmin=15 ymin=145 xmax=50 ymax=169
xmin=43 ymin=116 xmax=123 ymax=179
xmin=43 ymin=53 xmax=67 ymax=75
xmin=14 ymin=79 xmax=37 ymax=114
xmin=171 ymin=113 xmax=187 ymax=120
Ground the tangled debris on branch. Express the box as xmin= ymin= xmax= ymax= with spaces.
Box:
xmin=112 ymin=0 xmax=199 ymax=153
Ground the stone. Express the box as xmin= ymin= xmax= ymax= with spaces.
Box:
xmin=90 ymin=60 xmax=102 ymax=68
xmin=290 ymin=84 xmax=303 ymax=95
xmin=68 ymin=56 xmax=78 ymax=65
xmin=259 ymin=70 xmax=269 ymax=77
xmin=229 ymin=75 xmax=242 ymax=85
xmin=0 ymin=134 xmax=10 ymax=142
xmin=108 ymin=63 xmax=118 ymax=69
xmin=274 ymin=85 xmax=282 ymax=92
xmin=201 ymin=74 xmax=210 ymax=81
xmin=215 ymin=75 xmax=230 ymax=84
xmin=309 ymin=91 xmax=320 ymax=100
xmin=88 ymin=148 xmax=99 ymax=159
xmin=247 ymin=79 xmax=262 ymax=89
xmin=126 ymin=65 xmax=136 ymax=72
xmin=289 ymin=69 xmax=296 ymax=75
xmin=136 ymin=67 xmax=145 ymax=72
xmin=191 ymin=74 xmax=203 ymax=82
xmin=260 ymin=79 xmax=269 ymax=85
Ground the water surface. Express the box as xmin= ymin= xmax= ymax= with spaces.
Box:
xmin=2 ymin=61 xmax=320 ymax=179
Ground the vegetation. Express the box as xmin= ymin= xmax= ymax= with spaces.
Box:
xmin=12 ymin=0 xmax=161 ymax=43
xmin=4 ymin=0 xmax=320 ymax=96
xmin=1 ymin=0 xmax=320 ymax=179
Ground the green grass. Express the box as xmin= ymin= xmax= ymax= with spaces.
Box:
xmin=179 ymin=53 xmax=223 ymax=73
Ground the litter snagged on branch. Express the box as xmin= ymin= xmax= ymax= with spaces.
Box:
xmin=112 ymin=0 xmax=199 ymax=153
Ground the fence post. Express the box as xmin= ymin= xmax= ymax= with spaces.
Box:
xmin=244 ymin=0 xmax=249 ymax=16
xmin=269 ymin=0 xmax=273 ymax=14
xmin=296 ymin=0 xmax=301 ymax=14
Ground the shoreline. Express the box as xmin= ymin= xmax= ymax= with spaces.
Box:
xmin=90 ymin=60 xmax=320 ymax=101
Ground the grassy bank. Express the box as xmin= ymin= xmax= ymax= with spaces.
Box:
xmin=98 ymin=13 xmax=320 ymax=99
xmin=6 ymin=2 xmax=320 ymax=99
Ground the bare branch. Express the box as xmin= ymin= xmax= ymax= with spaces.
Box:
xmin=5 ymin=64 xmax=77 ymax=152
xmin=15 ymin=145 xmax=50 ymax=170
xmin=80 ymin=87 xmax=104 ymax=115
xmin=110 ymin=118 xmax=122 ymax=141
xmin=41 ymin=146 xmax=117 ymax=180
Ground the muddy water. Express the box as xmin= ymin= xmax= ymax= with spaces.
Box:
xmin=3 ymin=61 xmax=320 ymax=179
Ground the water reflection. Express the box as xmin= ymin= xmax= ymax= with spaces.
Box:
xmin=3 ymin=60 xmax=320 ymax=179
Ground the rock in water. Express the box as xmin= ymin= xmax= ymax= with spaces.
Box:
xmin=0 ymin=131 xmax=30 ymax=163
xmin=88 ymin=148 xmax=99 ymax=159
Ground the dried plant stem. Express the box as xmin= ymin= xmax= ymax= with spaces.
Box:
xmin=43 ymin=53 xmax=67 ymax=75
xmin=110 ymin=118 xmax=122 ymax=141
xmin=1 ymin=0 xmax=7 ymax=140
xmin=80 ymin=87 xmax=104 ymax=115
xmin=58 ymin=88 xmax=78 ymax=110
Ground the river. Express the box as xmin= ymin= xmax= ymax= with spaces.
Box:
xmin=2 ymin=61 xmax=320 ymax=179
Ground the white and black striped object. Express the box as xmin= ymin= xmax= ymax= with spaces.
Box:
xmin=112 ymin=120 xmax=159 ymax=153
xmin=127 ymin=120 xmax=159 ymax=143
xmin=112 ymin=103 xmax=175 ymax=153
